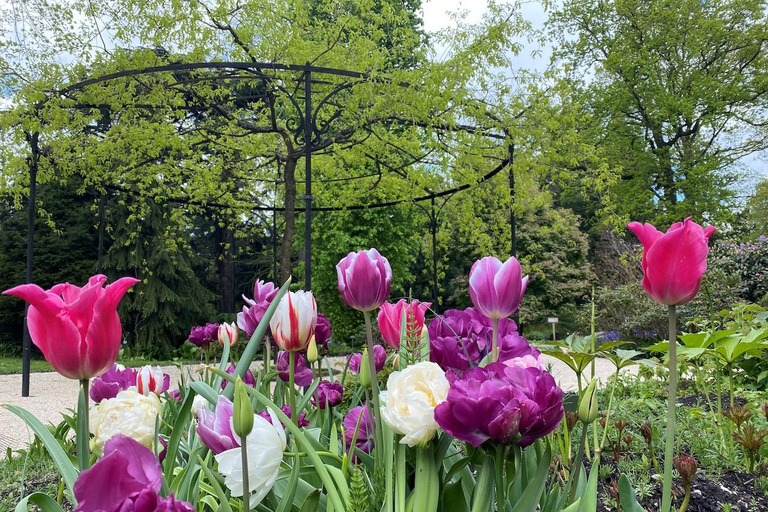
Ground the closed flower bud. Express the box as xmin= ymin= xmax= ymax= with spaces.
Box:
xmin=359 ymin=348 xmax=372 ymax=388
xmin=307 ymin=335 xmax=318 ymax=363
xmin=233 ymin=377 xmax=253 ymax=438
xmin=579 ymin=379 xmax=598 ymax=424
xmin=673 ymin=454 xmax=697 ymax=487
xmin=640 ymin=421 xmax=653 ymax=445
xmin=218 ymin=322 xmax=239 ymax=347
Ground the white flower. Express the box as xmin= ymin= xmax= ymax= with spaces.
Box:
xmin=136 ymin=365 xmax=166 ymax=396
xmin=269 ymin=290 xmax=317 ymax=351
xmin=380 ymin=361 xmax=449 ymax=447
xmin=215 ymin=408 xmax=287 ymax=507
xmin=191 ymin=395 xmax=208 ymax=416
xmin=90 ymin=387 xmax=162 ymax=454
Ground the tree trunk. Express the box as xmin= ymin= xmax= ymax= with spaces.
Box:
xmin=280 ymin=157 xmax=298 ymax=284
xmin=658 ymin=147 xmax=677 ymax=205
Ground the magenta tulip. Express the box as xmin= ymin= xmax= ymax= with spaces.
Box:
xmin=348 ymin=345 xmax=386 ymax=374
xmin=468 ymin=257 xmax=528 ymax=319
xmin=377 ymin=299 xmax=431 ymax=349
xmin=277 ymin=351 xmax=314 ymax=387
xmin=188 ymin=323 xmax=218 ymax=348
xmin=197 ymin=396 xmax=238 ymax=454
xmin=336 ymin=249 xmax=392 ymax=312
xmin=344 ymin=404 xmax=376 ymax=460
xmin=312 ymin=381 xmax=344 ymax=409
xmin=73 ymin=434 xmax=193 ymax=512
xmin=237 ymin=301 xmax=269 ymax=339
xmin=3 ymin=275 xmax=139 ymax=380
xmin=627 ymin=218 xmax=716 ymax=305
xmin=259 ymin=405 xmax=310 ymax=428
xmin=313 ymin=313 xmax=332 ymax=354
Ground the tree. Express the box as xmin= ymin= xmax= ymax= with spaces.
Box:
xmin=745 ymin=178 xmax=768 ymax=238
xmin=550 ymin=0 xmax=768 ymax=226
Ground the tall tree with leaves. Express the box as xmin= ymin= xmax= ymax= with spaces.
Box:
xmin=550 ymin=0 xmax=768 ymax=225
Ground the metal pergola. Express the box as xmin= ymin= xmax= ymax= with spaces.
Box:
xmin=12 ymin=61 xmax=517 ymax=396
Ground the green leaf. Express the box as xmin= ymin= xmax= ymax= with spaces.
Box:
xmin=3 ymin=405 xmax=78 ymax=503
xmin=163 ymin=388 xmax=195 ymax=481
xmin=511 ymin=444 xmax=552 ymax=512
xmin=578 ymin=460 xmax=599 ymax=512
xmin=197 ymin=455 xmax=234 ymax=512
xmin=15 ymin=492 xmax=66 ymax=512
xmin=190 ymin=380 xmax=220 ymax=406
xmin=618 ymin=474 xmax=645 ymax=512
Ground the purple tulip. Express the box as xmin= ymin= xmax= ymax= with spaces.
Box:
xmin=348 ymin=345 xmax=386 ymax=374
xmin=336 ymin=249 xmax=392 ymax=312
xmin=73 ymin=434 xmax=193 ymax=512
xmin=428 ymin=308 xmax=538 ymax=373
xmin=197 ymin=397 xmax=238 ymax=454
xmin=236 ymin=301 xmax=269 ymax=338
xmin=259 ymin=405 xmax=309 ymax=428
xmin=277 ymin=351 xmax=314 ymax=387
xmin=188 ymin=323 xmax=219 ymax=348
xmin=167 ymin=389 xmax=182 ymax=402
xmin=434 ymin=363 xmax=563 ymax=447
xmin=314 ymin=313 xmax=332 ymax=354
xmin=90 ymin=364 xmax=137 ymax=402
xmin=468 ymin=257 xmax=528 ymax=319
xmin=344 ymin=404 xmax=375 ymax=460
xmin=249 ymin=280 xmax=278 ymax=304
xmin=312 ymin=381 xmax=344 ymax=409
xmin=220 ymin=364 xmax=255 ymax=391
xmin=627 ymin=218 xmax=716 ymax=305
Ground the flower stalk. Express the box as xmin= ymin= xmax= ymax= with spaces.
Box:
xmin=363 ymin=310 xmax=382 ymax=446
xmin=661 ymin=305 xmax=678 ymax=512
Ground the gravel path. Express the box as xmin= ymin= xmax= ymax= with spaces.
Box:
xmin=0 ymin=355 xmax=633 ymax=455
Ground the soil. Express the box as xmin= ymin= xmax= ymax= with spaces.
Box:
xmin=678 ymin=393 xmax=748 ymax=412
xmin=593 ymin=459 xmax=768 ymax=512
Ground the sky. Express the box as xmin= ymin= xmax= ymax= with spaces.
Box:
xmin=420 ymin=0 xmax=767 ymax=192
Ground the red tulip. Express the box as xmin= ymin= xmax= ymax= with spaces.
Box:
xmin=377 ymin=299 xmax=431 ymax=349
xmin=627 ymin=218 xmax=716 ymax=305
xmin=3 ymin=275 xmax=139 ymax=380
xmin=468 ymin=257 xmax=528 ymax=319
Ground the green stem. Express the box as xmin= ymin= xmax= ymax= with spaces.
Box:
xmin=396 ymin=443 xmax=406 ymax=512
xmin=661 ymin=305 xmax=678 ymax=512
xmin=678 ymin=485 xmax=691 ymax=512
xmin=241 ymin=436 xmax=250 ymax=512
xmin=77 ymin=379 xmax=90 ymax=470
xmin=599 ymin=370 xmax=619 ymax=453
xmin=567 ymin=425 xmax=589 ymax=504
xmin=492 ymin=318 xmax=499 ymax=362
xmin=363 ymin=310 xmax=382 ymax=450
xmin=495 ymin=444 xmax=506 ymax=509
xmin=288 ymin=351 xmax=297 ymax=427
xmin=728 ymin=364 xmax=735 ymax=410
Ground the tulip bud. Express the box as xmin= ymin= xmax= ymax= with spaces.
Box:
xmin=232 ymin=377 xmax=253 ymax=438
xmin=673 ymin=454 xmax=697 ymax=488
xmin=392 ymin=353 xmax=401 ymax=371
xmin=359 ymin=348 xmax=372 ymax=388
xmin=578 ymin=379 xmax=598 ymax=424
xmin=218 ymin=322 xmax=238 ymax=347
xmin=307 ymin=335 xmax=318 ymax=363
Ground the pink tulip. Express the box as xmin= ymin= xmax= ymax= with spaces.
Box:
xmin=136 ymin=365 xmax=170 ymax=396
xmin=377 ymin=299 xmax=432 ymax=348
xmin=336 ymin=249 xmax=392 ymax=312
xmin=269 ymin=290 xmax=317 ymax=351
xmin=627 ymin=218 xmax=716 ymax=305
xmin=3 ymin=275 xmax=139 ymax=380
xmin=468 ymin=257 xmax=528 ymax=319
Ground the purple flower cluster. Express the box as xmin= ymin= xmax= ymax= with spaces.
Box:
xmin=188 ymin=323 xmax=219 ymax=348
xmin=599 ymin=330 xmax=621 ymax=342
xmin=344 ymin=404 xmax=375 ymax=460
xmin=434 ymin=363 xmax=563 ymax=447
xmin=73 ymin=435 xmax=193 ymax=512
xmin=348 ymin=344 xmax=387 ymax=374
xmin=312 ymin=381 xmax=344 ymax=409
xmin=428 ymin=308 xmax=539 ymax=373
xmin=90 ymin=364 xmax=137 ymax=402
xmin=259 ymin=405 xmax=310 ymax=428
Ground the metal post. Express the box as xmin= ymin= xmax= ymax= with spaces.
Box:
xmin=97 ymin=193 xmax=106 ymax=274
xmin=303 ymin=64 xmax=313 ymax=290
xmin=22 ymin=132 xmax=40 ymax=397
xmin=431 ymin=196 xmax=439 ymax=313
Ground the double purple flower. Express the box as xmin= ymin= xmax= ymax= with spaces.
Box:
xmin=434 ymin=363 xmax=563 ymax=447
xmin=220 ymin=364 xmax=256 ymax=391
xmin=73 ymin=435 xmax=193 ymax=512
xmin=429 ymin=308 xmax=539 ymax=373
xmin=237 ymin=280 xmax=278 ymax=338
xmin=259 ymin=405 xmax=310 ymax=428
xmin=313 ymin=313 xmax=332 ymax=354
xmin=312 ymin=381 xmax=344 ymax=409
xmin=277 ymin=351 xmax=314 ymax=387
xmin=90 ymin=364 xmax=137 ymax=402
xmin=188 ymin=323 xmax=219 ymax=348
xmin=348 ymin=344 xmax=386 ymax=374
xmin=344 ymin=404 xmax=375 ymax=460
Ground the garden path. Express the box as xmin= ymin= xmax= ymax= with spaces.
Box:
xmin=0 ymin=355 xmax=634 ymax=455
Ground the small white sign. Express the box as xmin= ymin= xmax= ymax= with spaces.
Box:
xmin=547 ymin=317 xmax=559 ymax=323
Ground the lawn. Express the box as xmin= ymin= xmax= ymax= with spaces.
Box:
xmin=0 ymin=357 xmax=199 ymax=375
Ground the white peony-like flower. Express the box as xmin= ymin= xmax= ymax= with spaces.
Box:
xmin=215 ymin=408 xmax=287 ymax=507
xmin=90 ymin=387 xmax=162 ymax=454
xmin=380 ymin=361 xmax=450 ymax=447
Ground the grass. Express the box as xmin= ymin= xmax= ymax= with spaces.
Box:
xmin=0 ymin=356 xmax=199 ymax=375
xmin=0 ymin=445 xmax=70 ymax=511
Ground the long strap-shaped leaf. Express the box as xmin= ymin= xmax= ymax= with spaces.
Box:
xmin=223 ymin=278 xmax=291 ymax=400
xmin=4 ymin=405 xmax=78 ymax=504
xmin=15 ymin=492 xmax=66 ymax=512
xmin=507 ymin=444 xmax=552 ymax=512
